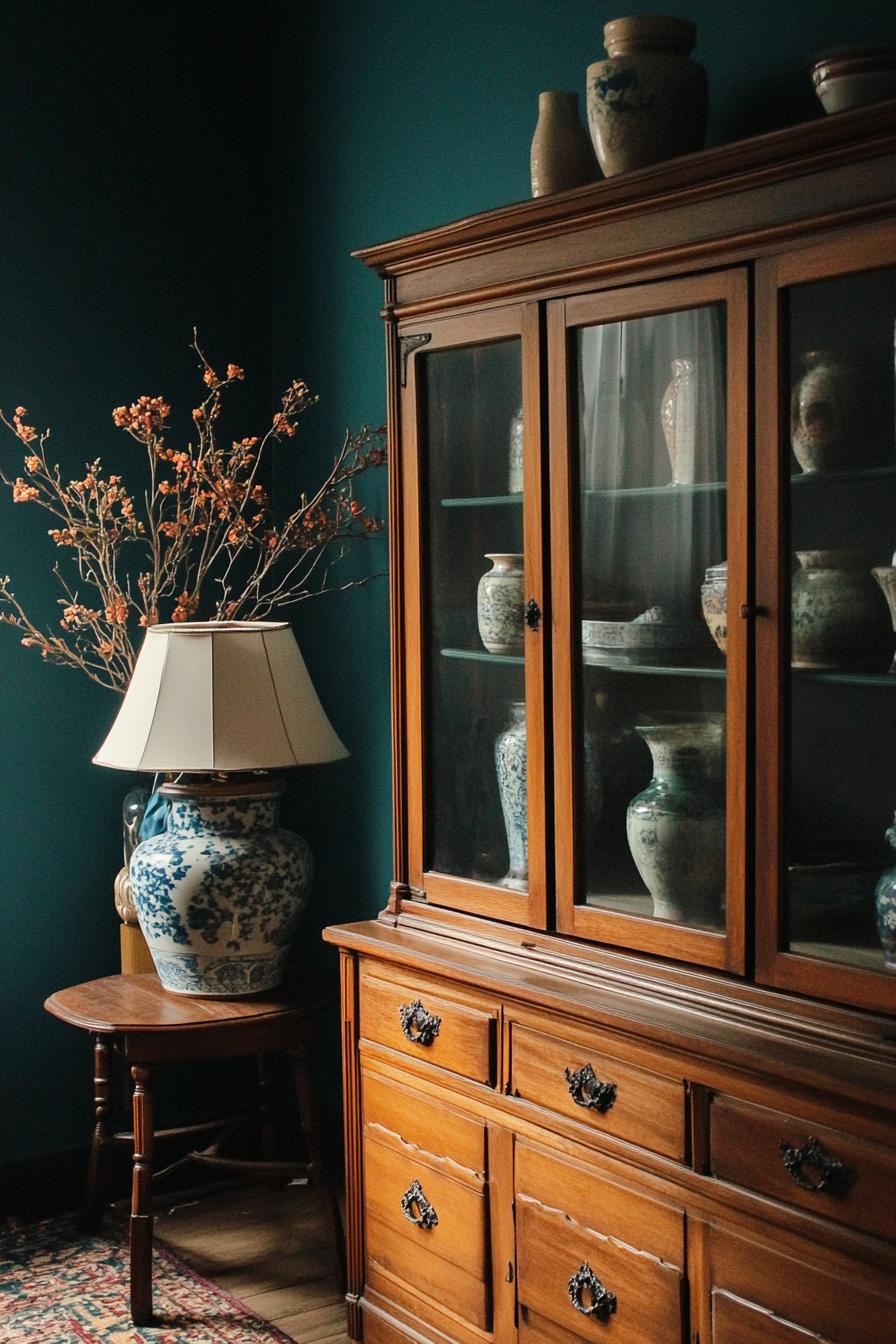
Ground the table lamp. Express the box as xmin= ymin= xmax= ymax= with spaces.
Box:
xmin=93 ymin=620 xmax=347 ymax=997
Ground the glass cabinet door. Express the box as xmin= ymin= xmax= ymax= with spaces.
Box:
xmin=756 ymin=230 xmax=896 ymax=1013
xmin=401 ymin=307 xmax=548 ymax=926
xmin=551 ymin=273 xmax=749 ymax=971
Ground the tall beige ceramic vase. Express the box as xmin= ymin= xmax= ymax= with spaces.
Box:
xmin=530 ymin=90 xmax=597 ymax=197
xmin=586 ymin=15 xmax=707 ymax=176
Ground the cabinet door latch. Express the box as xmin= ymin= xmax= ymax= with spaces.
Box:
xmin=525 ymin=598 xmax=542 ymax=631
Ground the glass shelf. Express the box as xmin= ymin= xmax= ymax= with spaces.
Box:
xmin=584 ymin=480 xmax=727 ymax=500
xmin=441 ymin=647 xmax=525 ymax=666
xmin=792 ymin=669 xmax=896 ymax=687
xmin=583 ymin=652 xmax=726 ymax=677
xmin=790 ymin=462 xmax=896 ymax=488
xmin=441 ymin=494 xmax=523 ymax=508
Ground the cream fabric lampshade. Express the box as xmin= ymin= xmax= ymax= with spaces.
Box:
xmin=93 ymin=621 xmax=348 ymax=772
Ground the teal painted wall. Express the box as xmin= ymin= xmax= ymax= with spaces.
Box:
xmin=3 ymin=0 xmax=894 ymax=1171
xmin=0 ymin=2 xmax=272 ymax=1167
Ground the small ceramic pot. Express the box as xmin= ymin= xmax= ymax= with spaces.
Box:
xmin=875 ymin=813 xmax=896 ymax=971
xmin=477 ymin=553 xmax=524 ymax=654
xmin=508 ymin=407 xmax=524 ymax=493
xmin=626 ymin=712 xmax=725 ymax=925
xmin=810 ymin=44 xmax=896 ymax=115
xmin=129 ymin=783 xmax=311 ymax=996
xmin=790 ymin=350 xmax=861 ymax=473
xmin=701 ymin=561 xmax=727 ymax=654
xmin=791 ymin=549 xmax=887 ymax=669
xmin=530 ymin=90 xmax=596 ymax=197
xmin=586 ymin=15 xmax=707 ymax=177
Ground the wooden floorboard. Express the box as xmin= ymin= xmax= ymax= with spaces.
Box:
xmin=153 ymin=1181 xmax=348 ymax=1342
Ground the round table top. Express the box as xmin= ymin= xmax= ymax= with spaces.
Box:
xmin=44 ymin=973 xmax=305 ymax=1034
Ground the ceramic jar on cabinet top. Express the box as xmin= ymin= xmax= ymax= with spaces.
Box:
xmin=530 ymin=91 xmax=596 ymax=197
xmin=586 ymin=15 xmax=707 ymax=177
xmin=477 ymin=553 xmax=525 ymax=654
xmin=791 ymin=549 xmax=887 ymax=669
xmin=626 ymin=712 xmax=725 ymax=926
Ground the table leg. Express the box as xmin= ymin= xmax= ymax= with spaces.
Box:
xmin=129 ymin=1063 xmax=155 ymax=1326
xmin=290 ymin=1038 xmax=346 ymax=1290
xmin=80 ymin=1034 xmax=114 ymax=1234
xmin=257 ymin=1053 xmax=278 ymax=1164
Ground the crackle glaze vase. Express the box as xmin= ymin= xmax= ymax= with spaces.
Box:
xmin=626 ymin=713 xmax=725 ymax=925
xmin=477 ymin=553 xmax=525 ymax=654
xmin=129 ymin=783 xmax=311 ymax=996
xmin=875 ymin=814 xmax=896 ymax=971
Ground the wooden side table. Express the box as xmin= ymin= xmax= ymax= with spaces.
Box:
xmin=45 ymin=972 xmax=345 ymax=1326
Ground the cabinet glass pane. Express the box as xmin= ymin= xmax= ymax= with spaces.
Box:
xmin=575 ymin=306 xmax=728 ymax=930
xmin=422 ymin=339 xmax=528 ymax=890
xmin=784 ymin=266 xmax=896 ymax=974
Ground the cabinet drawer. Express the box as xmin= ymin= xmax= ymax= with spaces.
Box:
xmin=710 ymin=1095 xmax=896 ymax=1242
xmin=509 ymin=1020 xmax=686 ymax=1161
xmin=363 ymin=1071 xmax=486 ymax=1177
xmin=359 ymin=965 xmax=496 ymax=1085
xmin=516 ymin=1144 xmax=683 ymax=1344
xmin=364 ymin=1134 xmax=491 ymax=1333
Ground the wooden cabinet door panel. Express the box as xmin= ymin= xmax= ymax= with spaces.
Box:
xmin=359 ymin=966 xmax=496 ymax=1085
xmin=710 ymin=1095 xmax=896 ymax=1242
xmin=509 ymin=1020 xmax=685 ymax=1160
xmin=712 ymin=1290 xmax=834 ymax=1343
xmin=517 ymin=1196 xmax=684 ymax=1344
xmin=364 ymin=1135 xmax=491 ymax=1332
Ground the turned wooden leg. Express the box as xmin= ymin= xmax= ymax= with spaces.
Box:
xmin=80 ymin=1034 xmax=114 ymax=1233
xmin=257 ymin=1053 xmax=278 ymax=1164
xmin=129 ymin=1064 xmax=155 ymax=1326
xmin=290 ymin=1036 xmax=346 ymax=1290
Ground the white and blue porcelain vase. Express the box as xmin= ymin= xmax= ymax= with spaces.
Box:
xmin=875 ymin=814 xmax=896 ymax=971
xmin=495 ymin=701 xmax=528 ymax=890
xmin=129 ymin=780 xmax=311 ymax=997
xmin=626 ymin=713 xmax=725 ymax=925
xmin=477 ymin=553 xmax=525 ymax=654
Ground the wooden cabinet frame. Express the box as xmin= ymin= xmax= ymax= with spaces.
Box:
xmin=550 ymin=270 xmax=750 ymax=972
xmin=399 ymin=305 xmax=550 ymax=929
xmin=755 ymin=221 xmax=896 ymax=1015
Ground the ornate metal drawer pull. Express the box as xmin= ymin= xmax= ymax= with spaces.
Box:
xmin=400 ymin=1179 xmax=438 ymax=1229
xmin=567 ymin=1263 xmax=617 ymax=1321
xmin=564 ymin=1063 xmax=617 ymax=1114
xmin=398 ymin=998 xmax=441 ymax=1046
xmin=779 ymin=1136 xmax=856 ymax=1197
xmin=525 ymin=598 xmax=542 ymax=631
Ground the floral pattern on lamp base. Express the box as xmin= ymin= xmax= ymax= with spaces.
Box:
xmin=129 ymin=787 xmax=311 ymax=996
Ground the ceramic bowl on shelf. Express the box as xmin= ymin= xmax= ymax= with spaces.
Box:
xmin=582 ymin=618 xmax=629 ymax=651
xmin=809 ymin=45 xmax=896 ymax=115
xmin=622 ymin=605 xmax=706 ymax=658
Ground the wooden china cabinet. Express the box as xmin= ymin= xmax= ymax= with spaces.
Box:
xmin=324 ymin=102 xmax=896 ymax=1344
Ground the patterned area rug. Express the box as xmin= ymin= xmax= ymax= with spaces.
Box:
xmin=0 ymin=1216 xmax=295 ymax=1343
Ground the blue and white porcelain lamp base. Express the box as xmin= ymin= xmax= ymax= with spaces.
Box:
xmin=129 ymin=775 xmax=311 ymax=997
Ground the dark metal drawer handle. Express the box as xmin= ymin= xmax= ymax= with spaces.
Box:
xmin=525 ymin=598 xmax=542 ymax=631
xmin=565 ymin=1063 xmax=617 ymax=1114
xmin=568 ymin=1262 xmax=617 ymax=1321
xmin=399 ymin=998 xmax=441 ymax=1046
xmin=779 ymin=1136 xmax=856 ymax=1197
xmin=400 ymin=1179 xmax=438 ymax=1229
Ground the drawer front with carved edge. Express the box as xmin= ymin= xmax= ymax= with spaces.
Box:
xmin=515 ymin=1140 xmax=685 ymax=1344
xmin=508 ymin=1019 xmax=686 ymax=1161
xmin=362 ymin=1073 xmax=492 ymax=1336
xmin=710 ymin=1094 xmax=896 ymax=1242
xmin=359 ymin=963 xmax=497 ymax=1085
